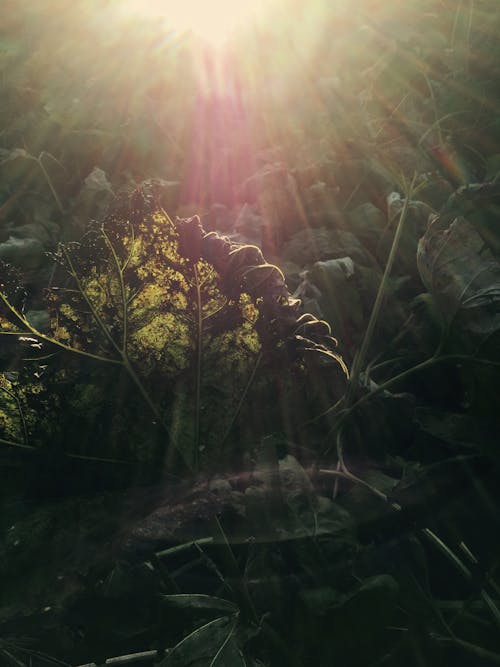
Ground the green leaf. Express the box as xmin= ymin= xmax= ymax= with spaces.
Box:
xmin=1 ymin=185 xmax=347 ymax=470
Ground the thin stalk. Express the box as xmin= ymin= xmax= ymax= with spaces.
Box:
xmin=418 ymin=111 xmax=468 ymax=149
xmin=220 ymin=351 xmax=262 ymax=447
xmin=101 ymin=228 xmax=128 ymax=353
xmin=212 ymin=516 xmax=258 ymax=623
xmin=0 ymin=436 xmax=35 ymax=450
xmin=481 ymin=590 xmax=500 ymax=632
xmin=320 ymin=352 xmax=500 ymax=444
xmin=374 ymin=92 xmax=412 ymax=140
xmin=121 ymin=223 xmax=135 ymax=273
xmin=465 ymin=0 xmax=475 ymax=76
xmin=66 ymin=451 xmax=133 ymax=464
xmin=352 ymin=353 xmax=500 ymax=413
xmin=122 ymin=357 xmax=175 ymax=452
xmin=193 ymin=263 xmax=203 ymax=469
xmin=349 ymin=174 xmax=417 ymax=392
xmin=422 ymin=72 xmax=443 ymax=146
xmin=0 ymin=648 xmax=26 ymax=667
xmin=167 ymin=617 xmax=233 ymax=663
xmin=62 ymin=247 xmax=123 ymax=357
xmin=366 ymin=356 xmax=407 ymax=376
xmin=155 ymin=537 xmax=214 ymax=559
xmin=209 ymin=617 xmax=238 ymax=667
xmin=422 ymin=530 xmax=500 ymax=632
xmin=0 ymin=292 xmax=121 ymax=366
xmin=22 ymin=293 xmax=183 ymax=473
xmin=451 ymin=0 xmax=464 ymax=50
xmin=341 ymin=176 xmax=365 ymax=212
xmin=37 ymin=155 xmax=64 ymax=215
xmin=2 ymin=251 xmax=179 ymax=466
xmin=2 ymin=386 xmax=28 ymax=445
xmin=422 ymin=528 xmax=472 ymax=580
xmin=318 ymin=467 xmax=396 ymax=505
xmin=75 ymin=650 xmax=158 ymax=667
xmin=63 ymin=247 xmax=177 ymax=453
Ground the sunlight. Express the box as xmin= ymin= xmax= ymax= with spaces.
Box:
xmin=121 ymin=0 xmax=272 ymax=46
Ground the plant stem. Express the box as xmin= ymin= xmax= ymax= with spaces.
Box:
xmin=209 ymin=617 xmax=238 ymax=667
xmin=0 ymin=292 xmax=121 ymax=366
xmin=37 ymin=154 xmax=64 ymax=214
xmin=320 ymin=352 xmax=500 ymax=443
xmin=220 ymin=351 xmax=262 ymax=448
xmin=318 ymin=467 xmax=394 ymax=505
xmin=212 ymin=516 xmax=258 ymax=624
xmin=63 ymin=246 xmax=123 ymax=357
xmin=0 ymin=383 xmax=28 ymax=445
xmin=349 ymin=173 xmax=417 ymax=393
xmin=0 ymin=436 xmax=35 ymax=450
xmin=101 ymin=228 xmax=128 ymax=353
xmin=193 ymin=263 xmax=203 ymax=470
xmin=63 ymin=247 xmax=181 ymax=459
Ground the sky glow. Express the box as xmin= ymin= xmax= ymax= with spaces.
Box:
xmin=121 ymin=0 xmax=271 ymax=47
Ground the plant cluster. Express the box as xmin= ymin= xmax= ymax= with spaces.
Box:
xmin=1 ymin=1 xmax=500 ymax=666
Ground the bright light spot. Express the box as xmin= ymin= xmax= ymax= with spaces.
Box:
xmin=122 ymin=0 xmax=271 ymax=47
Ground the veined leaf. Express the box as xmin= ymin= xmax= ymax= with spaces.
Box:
xmin=0 ymin=183 xmax=347 ymax=470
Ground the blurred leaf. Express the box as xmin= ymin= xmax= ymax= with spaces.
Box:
xmin=416 ymin=407 xmax=498 ymax=450
xmin=485 ymin=154 xmax=500 ymax=181
xmin=418 ymin=211 xmax=500 ymax=358
xmin=160 ymin=616 xmax=236 ymax=667
xmin=162 ymin=594 xmax=238 ymax=615
xmin=337 ymin=574 xmax=399 ymax=622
